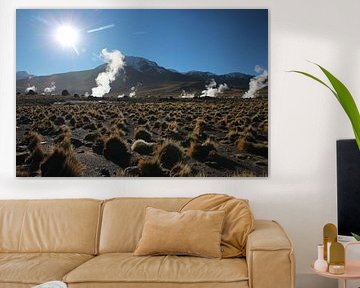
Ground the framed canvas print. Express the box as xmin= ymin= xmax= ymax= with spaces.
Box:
xmin=16 ymin=9 xmax=268 ymax=177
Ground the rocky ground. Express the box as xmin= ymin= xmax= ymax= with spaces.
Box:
xmin=16 ymin=95 xmax=268 ymax=177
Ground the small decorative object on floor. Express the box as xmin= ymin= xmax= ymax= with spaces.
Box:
xmin=32 ymin=281 xmax=67 ymax=288
xmin=314 ymin=244 xmax=328 ymax=272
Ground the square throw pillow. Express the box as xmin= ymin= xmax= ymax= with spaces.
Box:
xmin=181 ymin=193 xmax=255 ymax=258
xmin=134 ymin=207 xmax=225 ymax=258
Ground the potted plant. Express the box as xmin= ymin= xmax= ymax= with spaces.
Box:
xmin=291 ymin=64 xmax=360 ymax=240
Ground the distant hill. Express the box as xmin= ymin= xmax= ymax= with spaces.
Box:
xmin=16 ymin=71 xmax=34 ymax=81
xmin=16 ymin=56 xmax=253 ymax=97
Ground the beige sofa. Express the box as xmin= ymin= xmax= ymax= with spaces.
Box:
xmin=0 ymin=198 xmax=295 ymax=288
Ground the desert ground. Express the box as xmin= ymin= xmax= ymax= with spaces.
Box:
xmin=16 ymin=95 xmax=268 ymax=177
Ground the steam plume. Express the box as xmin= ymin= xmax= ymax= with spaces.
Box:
xmin=180 ymin=90 xmax=195 ymax=98
xmin=129 ymin=86 xmax=136 ymax=98
xmin=44 ymin=82 xmax=56 ymax=94
xmin=218 ymin=83 xmax=229 ymax=93
xmin=200 ymin=79 xmax=229 ymax=97
xmin=242 ymin=65 xmax=268 ymax=99
xmin=91 ymin=49 xmax=125 ymax=97
xmin=25 ymin=86 xmax=37 ymax=93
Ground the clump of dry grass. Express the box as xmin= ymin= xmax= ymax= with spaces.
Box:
xmin=17 ymin=115 xmax=32 ymax=125
xmin=247 ymin=142 xmax=268 ymax=157
xmin=23 ymin=131 xmax=42 ymax=151
xmin=170 ymin=162 xmax=192 ymax=177
xmin=115 ymin=119 xmax=128 ymax=132
xmin=134 ymin=127 xmax=152 ymax=142
xmin=54 ymin=116 xmax=65 ymax=126
xmin=83 ymin=122 xmax=97 ymax=131
xmin=16 ymin=152 xmax=30 ymax=166
xmin=131 ymin=139 xmax=155 ymax=156
xmin=103 ymin=135 xmax=131 ymax=168
xmin=137 ymin=116 xmax=147 ymax=125
xmin=84 ymin=132 xmax=100 ymax=142
xmin=69 ymin=117 xmax=76 ymax=127
xmin=188 ymin=139 xmax=216 ymax=161
xmin=237 ymin=136 xmax=268 ymax=158
xmin=156 ymin=140 xmax=184 ymax=170
xmin=153 ymin=121 xmax=161 ymax=129
xmin=41 ymin=147 xmax=83 ymax=177
xmin=32 ymin=120 xmax=56 ymax=136
xmin=137 ymin=158 xmax=167 ymax=177
xmin=226 ymin=130 xmax=240 ymax=143
xmin=92 ymin=137 xmax=105 ymax=155
xmin=160 ymin=121 xmax=168 ymax=130
xmin=191 ymin=118 xmax=206 ymax=139
xmin=26 ymin=145 xmax=45 ymax=172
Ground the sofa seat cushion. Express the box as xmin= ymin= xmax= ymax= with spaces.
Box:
xmin=64 ymin=253 xmax=248 ymax=285
xmin=0 ymin=253 xmax=93 ymax=285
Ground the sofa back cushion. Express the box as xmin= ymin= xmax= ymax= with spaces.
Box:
xmin=0 ymin=199 xmax=102 ymax=254
xmin=99 ymin=198 xmax=189 ymax=253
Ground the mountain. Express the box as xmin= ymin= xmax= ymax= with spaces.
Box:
xmin=16 ymin=71 xmax=34 ymax=80
xmin=16 ymin=56 xmax=253 ymax=97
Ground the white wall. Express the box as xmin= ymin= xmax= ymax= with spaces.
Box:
xmin=1 ymin=1 xmax=359 ymax=287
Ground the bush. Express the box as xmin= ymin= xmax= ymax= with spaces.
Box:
xmin=134 ymin=128 xmax=152 ymax=142
xmin=92 ymin=138 xmax=105 ymax=155
xmin=138 ymin=158 xmax=167 ymax=177
xmin=26 ymin=89 xmax=36 ymax=95
xmin=41 ymin=147 xmax=83 ymax=177
xmin=103 ymin=135 xmax=131 ymax=167
xmin=131 ymin=139 xmax=155 ymax=155
xmin=84 ymin=132 xmax=100 ymax=142
xmin=54 ymin=116 xmax=65 ymax=126
xmin=170 ymin=162 xmax=192 ymax=177
xmin=237 ymin=137 xmax=268 ymax=158
xmin=26 ymin=145 xmax=45 ymax=172
xmin=188 ymin=139 xmax=216 ymax=162
xmin=23 ymin=132 xmax=42 ymax=151
xmin=156 ymin=140 xmax=184 ymax=170
xmin=61 ymin=89 xmax=70 ymax=96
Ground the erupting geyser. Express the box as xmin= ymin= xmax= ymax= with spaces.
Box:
xmin=91 ymin=49 xmax=126 ymax=97
xmin=242 ymin=65 xmax=268 ymax=99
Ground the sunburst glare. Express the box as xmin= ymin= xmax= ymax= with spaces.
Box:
xmin=55 ymin=25 xmax=79 ymax=55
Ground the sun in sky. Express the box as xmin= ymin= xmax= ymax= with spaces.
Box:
xmin=55 ymin=24 xmax=79 ymax=55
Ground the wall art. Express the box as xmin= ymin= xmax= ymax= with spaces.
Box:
xmin=16 ymin=9 xmax=268 ymax=177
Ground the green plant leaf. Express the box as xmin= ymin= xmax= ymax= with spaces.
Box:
xmin=290 ymin=65 xmax=360 ymax=150
xmin=289 ymin=70 xmax=337 ymax=99
xmin=316 ymin=64 xmax=360 ymax=147
xmin=351 ymin=232 xmax=360 ymax=241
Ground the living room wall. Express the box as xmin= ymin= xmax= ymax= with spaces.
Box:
xmin=1 ymin=0 xmax=359 ymax=287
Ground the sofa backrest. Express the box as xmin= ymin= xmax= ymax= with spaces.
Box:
xmin=0 ymin=199 xmax=102 ymax=254
xmin=99 ymin=197 xmax=190 ymax=253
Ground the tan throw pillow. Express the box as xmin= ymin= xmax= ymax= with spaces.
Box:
xmin=181 ymin=194 xmax=254 ymax=258
xmin=134 ymin=207 xmax=225 ymax=258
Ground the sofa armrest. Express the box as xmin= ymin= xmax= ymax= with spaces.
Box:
xmin=246 ymin=220 xmax=295 ymax=288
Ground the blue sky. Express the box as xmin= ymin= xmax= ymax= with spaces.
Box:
xmin=16 ymin=9 xmax=268 ymax=76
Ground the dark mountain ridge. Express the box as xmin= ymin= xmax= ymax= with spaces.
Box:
xmin=16 ymin=56 xmax=253 ymax=97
